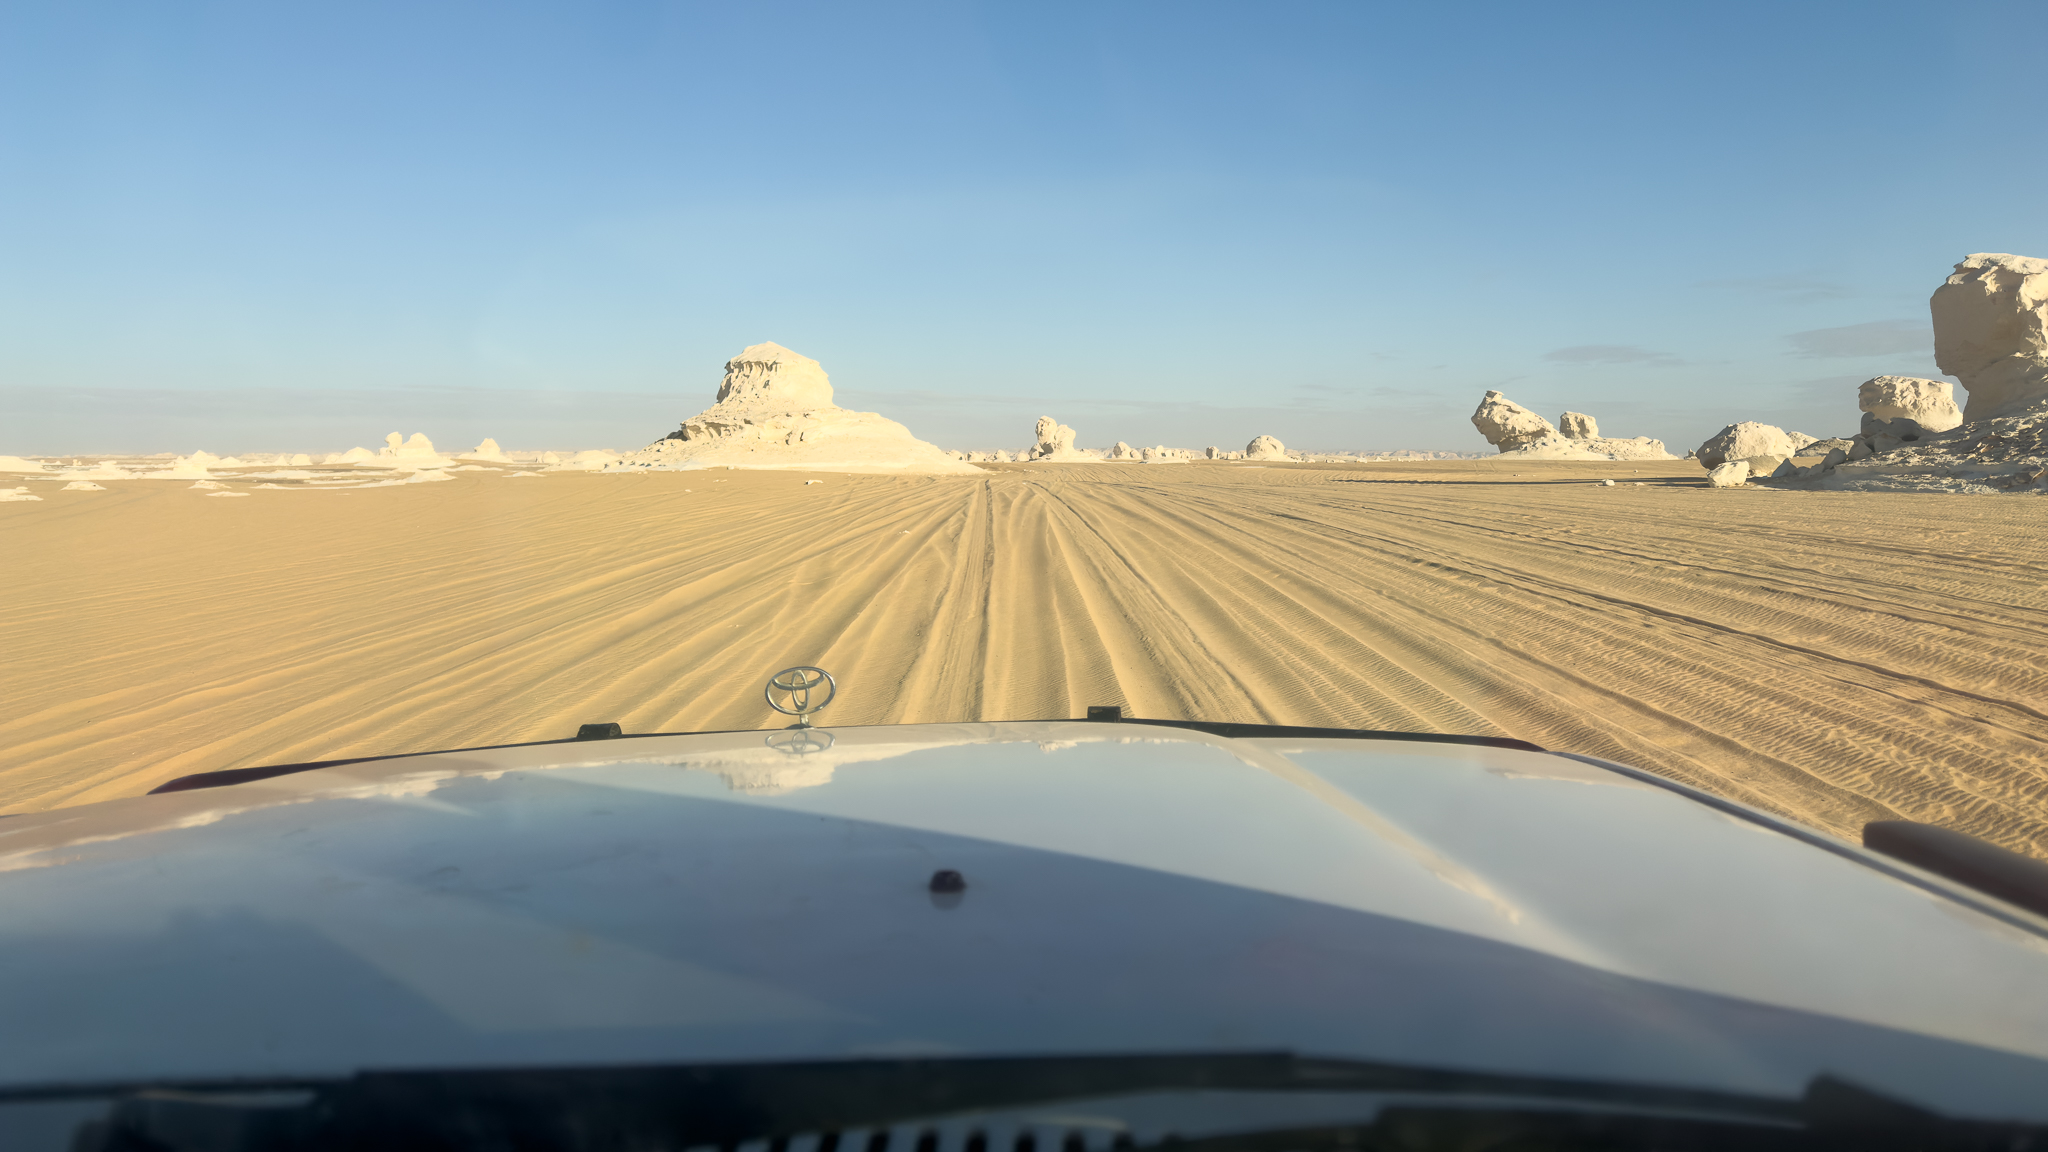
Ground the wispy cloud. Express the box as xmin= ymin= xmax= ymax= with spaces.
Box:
xmin=1542 ymin=344 xmax=1679 ymax=365
xmin=1700 ymin=275 xmax=1853 ymax=301
xmin=1784 ymin=319 xmax=1930 ymax=358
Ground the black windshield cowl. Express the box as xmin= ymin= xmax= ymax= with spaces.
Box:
xmin=145 ymin=722 xmax=1542 ymax=796
xmin=28 ymin=1053 xmax=2044 ymax=1152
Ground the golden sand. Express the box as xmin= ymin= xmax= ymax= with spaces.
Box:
xmin=4 ymin=460 xmax=2045 ymax=857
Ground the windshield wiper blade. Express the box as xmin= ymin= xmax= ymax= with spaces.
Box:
xmin=39 ymin=1054 xmax=2045 ymax=1152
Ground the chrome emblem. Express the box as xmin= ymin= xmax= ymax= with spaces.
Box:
xmin=765 ymin=665 xmax=836 ymax=728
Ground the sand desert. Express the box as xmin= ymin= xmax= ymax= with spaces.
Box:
xmin=9 ymin=253 xmax=2048 ymax=863
xmin=4 ymin=454 xmax=2047 ymax=864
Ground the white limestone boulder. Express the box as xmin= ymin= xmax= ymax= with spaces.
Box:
xmin=1860 ymin=376 xmax=1961 ymax=431
xmin=1558 ymin=411 xmax=1599 ymax=439
xmin=1245 ymin=435 xmax=1289 ymax=460
xmin=1471 ymin=392 xmax=1555 ymax=451
xmin=1696 ymin=422 xmax=1798 ymax=470
xmin=1706 ymin=461 xmax=1751 ymax=487
xmin=1932 ymin=253 xmax=2048 ymax=421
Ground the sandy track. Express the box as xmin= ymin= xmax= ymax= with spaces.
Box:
xmin=4 ymin=461 xmax=2046 ymax=857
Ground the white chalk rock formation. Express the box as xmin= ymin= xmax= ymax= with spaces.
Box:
xmin=1472 ymin=392 xmax=1556 ymax=452
xmin=560 ymin=450 xmax=623 ymax=471
xmin=1476 ymin=392 xmax=1671 ymax=460
xmin=1932 ymin=253 xmax=2048 ymax=421
xmin=1245 ymin=435 xmax=1289 ymax=460
xmin=369 ymin=432 xmax=453 ymax=471
xmin=1 ymin=486 xmax=42 ymax=502
xmin=1706 ymin=461 xmax=1751 ymax=487
xmin=620 ymin=343 xmax=976 ymax=474
xmin=1109 ymin=441 xmax=1137 ymax=460
xmin=0 ymin=456 xmax=49 ymax=473
xmin=142 ymin=451 xmax=222 ymax=479
xmin=61 ymin=481 xmax=106 ymax=491
xmin=1025 ymin=416 xmax=1090 ymax=462
xmin=463 ymin=438 xmax=513 ymax=462
xmin=1696 ymin=422 xmax=1799 ymax=470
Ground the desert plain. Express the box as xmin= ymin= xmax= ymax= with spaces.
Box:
xmin=4 ymin=457 xmax=2046 ymax=859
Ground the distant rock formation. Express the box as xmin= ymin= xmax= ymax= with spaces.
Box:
xmin=1932 ymin=253 xmax=2048 ymax=421
xmin=463 ymin=438 xmax=513 ymax=462
xmin=1025 ymin=416 xmax=1092 ymax=462
xmin=377 ymin=432 xmax=452 ymax=470
xmin=1108 ymin=441 xmax=1137 ymax=460
xmin=620 ymin=343 xmax=977 ymax=474
xmin=1472 ymin=392 xmax=1672 ymax=460
xmin=1245 ymin=435 xmax=1289 ymax=460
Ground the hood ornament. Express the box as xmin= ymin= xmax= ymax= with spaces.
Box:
xmin=766 ymin=666 xmax=836 ymax=728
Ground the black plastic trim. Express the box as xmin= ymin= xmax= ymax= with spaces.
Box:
xmin=1863 ymin=820 xmax=2048 ymax=920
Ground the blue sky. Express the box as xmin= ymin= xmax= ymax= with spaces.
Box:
xmin=3 ymin=1 xmax=2044 ymax=454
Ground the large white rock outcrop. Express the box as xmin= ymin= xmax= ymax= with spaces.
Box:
xmin=1245 ymin=435 xmax=1289 ymax=460
xmin=1471 ymin=392 xmax=1555 ymax=451
xmin=620 ymin=343 xmax=977 ymax=475
xmin=1932 ymin=253 xmax=2048 ymax=421
xmin=1473 ymin=392 xmax=1672 ymax=461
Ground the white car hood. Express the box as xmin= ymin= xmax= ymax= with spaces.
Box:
xmin=1 ymin=722 xmax=2045 ymax=1118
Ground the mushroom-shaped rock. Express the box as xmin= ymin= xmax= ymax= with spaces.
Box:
xmin=1696 ymin=422 xmax=1798 ymax=470
xmin=618 ymin=343 xmax=977 ymax=474
xmin=1932 ymin=253 xmax=2048 ymax=421
xmin=1471 ymin=392 xmax=1556 ymax=452
xmin=1859 ymin=376 xmax=1962 ymax=433
xmin=1027 ymin=416 xmax=1086 ymax=461
xmin=1245 ymin=435 xmax=1289 ymax=460
xmin=1558 ymin=412 xmax=1600 ymax=440
xmin=373 ymin=433 xmax=452 ymax=471
xmin=1707 ymin=461 xmax=1751 ymax=487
